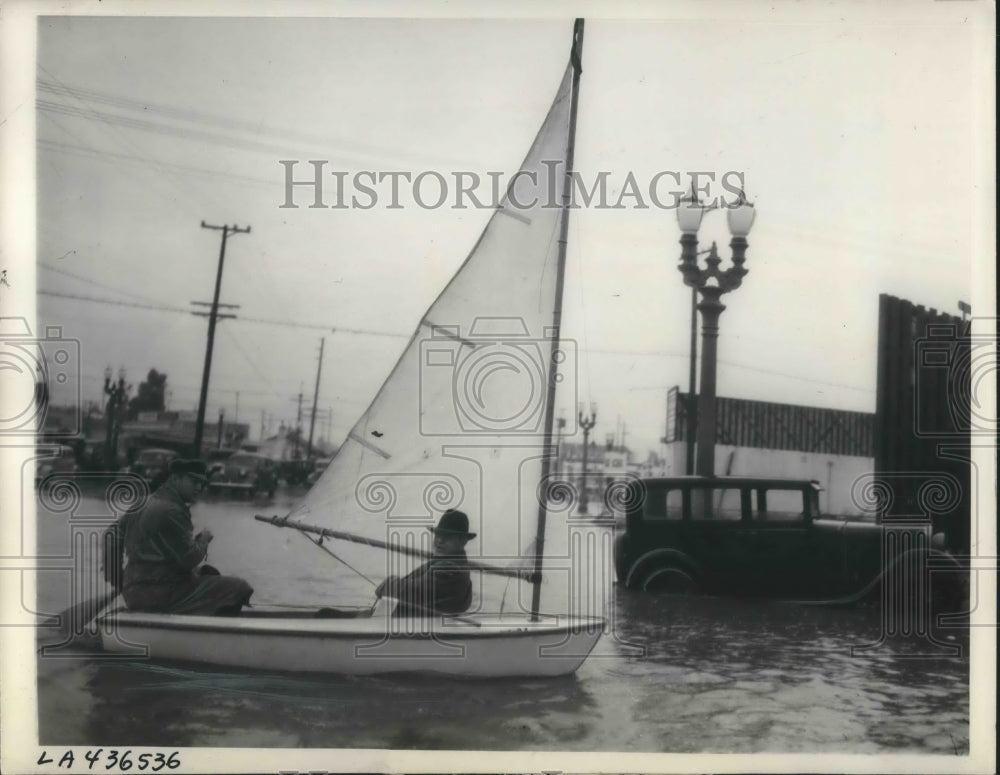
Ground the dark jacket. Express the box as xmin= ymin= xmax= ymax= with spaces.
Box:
xmin=122 ymin=484 xmax=252 ymax=615
xmin=382 ymin=554 xmax=472 ymax=616
xmin=125 ymin=483 xmax=207 ymax=572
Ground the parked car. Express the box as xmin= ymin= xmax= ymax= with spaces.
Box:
xmin=205 ymin=447 xmax=236 ymax=479
xmin=613 ymin=476 xmax=965 ymax=605
xmin=305 ymin=457 xmax=333 ymax=488
xmin=35 ymin=444 xmax=79 ymax=485
xmin=207 ymin=452 xmax=278 ymax=498
xmin=126 ymin=447 xmax=178 ymax=489
xmin=280 ymin=458 xmax=313 ymax=486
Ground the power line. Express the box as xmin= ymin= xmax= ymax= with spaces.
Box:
xmin=37 ymin=138 xmax=274 ymax=188
xmin=41 ymin=288 xmax=871 ymax=395
xmin=39 ymin=288 xmax=190 ymax=315
xmin=37 ymin=288 xmax=408 ymax=337
xmin=36 ymin=65 xmax=249 ymax=227
xmin=38 ymin=260 xmax=164 ymax=304
xmin=36 ymin=78 xmax=484 ymax=171
xmin=38 ymin=99 xmax=300 ymax=158
xmin=218 ymin=325 xmax=285 ymax=401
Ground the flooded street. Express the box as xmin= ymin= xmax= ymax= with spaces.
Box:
xmin=34 ymin=491 xmax=969 ymax=754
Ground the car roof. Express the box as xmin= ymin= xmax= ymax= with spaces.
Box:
xmin=138 ymin=448 xmax=176 ymax=455
xmin=636 ymin=476 xmax=821 ymax=489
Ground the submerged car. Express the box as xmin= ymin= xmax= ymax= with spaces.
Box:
xmin=613 ymin=476 xmax=964 ymax=605
xmin=127 ymin=447 xmax=178 ymax=488
xmin=207 ymin=452 xmax=278 ymax=497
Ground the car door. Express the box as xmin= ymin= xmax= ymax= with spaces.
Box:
xmin=745 ymin=486 xmax=817 ymax=597
xmin=681 ymin=485 xmax=755 ymax=593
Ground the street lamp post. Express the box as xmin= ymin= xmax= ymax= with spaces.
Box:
xmin=103 ymin=366 xmax=129 ymax=469
xmin=577 ymin=403 xmax=597 ymax=515
xmin=676 ymin=192 xmax=755 ymax=483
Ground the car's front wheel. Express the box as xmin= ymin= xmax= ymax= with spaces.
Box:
xmin=640 ymin=565 xmax=700 ymax=596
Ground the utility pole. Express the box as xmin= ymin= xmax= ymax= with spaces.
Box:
xmin=306 ymin=338 xmax=325 ymax=460
xmin=192 ymin=221 xmax=250 ymax=456
xmin=260 ymin=410 xmax=266 ymax=441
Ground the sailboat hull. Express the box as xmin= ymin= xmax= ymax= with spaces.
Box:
xmin=97 ymin=608 xmax=605 ymax=678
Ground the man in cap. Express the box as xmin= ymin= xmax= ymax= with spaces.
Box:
xmin=122 ymin=459 xmax=253 ymax=615
xmin=375 ymin=509 xmax=475 ymax=616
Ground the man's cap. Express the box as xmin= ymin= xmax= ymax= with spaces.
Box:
xmin=169 ymin=458 xmax=209 ymax=482
xmin=429 ymin=509 xmax=476 ymax=541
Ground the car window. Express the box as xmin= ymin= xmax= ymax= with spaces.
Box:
xmin=690 ymin=489 xmax=742 ymax=521
xmin=751 ymin=488 xmax=807 ymax=522
xmin=639 ymin=489 xmax=681 ymax=520
xmin=663 ymin=489 xmax=684 ymax=520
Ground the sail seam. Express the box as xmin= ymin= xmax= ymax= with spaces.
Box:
xmin=347 ymin=432 xmax=392 ymax=459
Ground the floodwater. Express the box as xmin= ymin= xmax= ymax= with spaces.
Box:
xmin=31 ymin=488 xmax=969 ymax=754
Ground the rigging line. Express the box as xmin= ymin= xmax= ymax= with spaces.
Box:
xmin=295 ymin=528 xmax=378 ymax=587
xmin=37 ymin=139 xmax=275 ymax=188
xmin=37 ymin=260 xmax=163 ymax=304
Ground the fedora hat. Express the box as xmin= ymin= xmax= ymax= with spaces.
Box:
xmin=429 ymin=509 xmax=476 ymax=541
xmin=169 ymin=458 xmax=209 ymax=483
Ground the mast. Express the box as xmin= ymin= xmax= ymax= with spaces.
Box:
xmin=530 ymin=18 xmax=585 ymax=621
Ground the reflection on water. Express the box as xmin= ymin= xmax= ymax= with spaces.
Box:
xmin=37 ymin=588 xmax=969 ymax=753
xmin=41 ymin=656 xmax=595 ymax=750
xmin=35 ymin=495 xmax=969 ymax=753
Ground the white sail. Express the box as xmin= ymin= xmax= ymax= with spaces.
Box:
xmin=290 ymin=65 xmax=585 ymax=615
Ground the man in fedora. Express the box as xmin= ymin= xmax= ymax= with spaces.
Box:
xmin=375 ymin=509 xmax=475 ymax=617
xmin=122 ymin=459 xmax=253 ymax=615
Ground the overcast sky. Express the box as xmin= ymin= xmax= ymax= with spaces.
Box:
xmin=3 ymin=2 xmax=994 ymax=456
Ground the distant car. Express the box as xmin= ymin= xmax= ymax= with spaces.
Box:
xmin=35 ymin=444 xmax=79 ymax=486
xmin=127 ymin=448 xmax=178 ymax=489
xmin=305 ymin=457 xmax=333 ymax=487
xmin=280 ymin=458 xmax=313 ymax=486
xmin=205 ymin=448 xmax=236 ymax=479
xmin=613 ymin=476 xmax=965 ymax=606
xmin=207 ymin=452 xmax=278 ymax=498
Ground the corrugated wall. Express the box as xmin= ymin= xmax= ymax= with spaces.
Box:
xmin=673 ymin=392 xmax=873 ymax=457
xmin=874 ymin=293 xmax=971 ymax=552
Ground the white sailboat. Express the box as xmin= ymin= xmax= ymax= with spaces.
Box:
xmin=99 ymin=19 xmax=607 ymax=678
